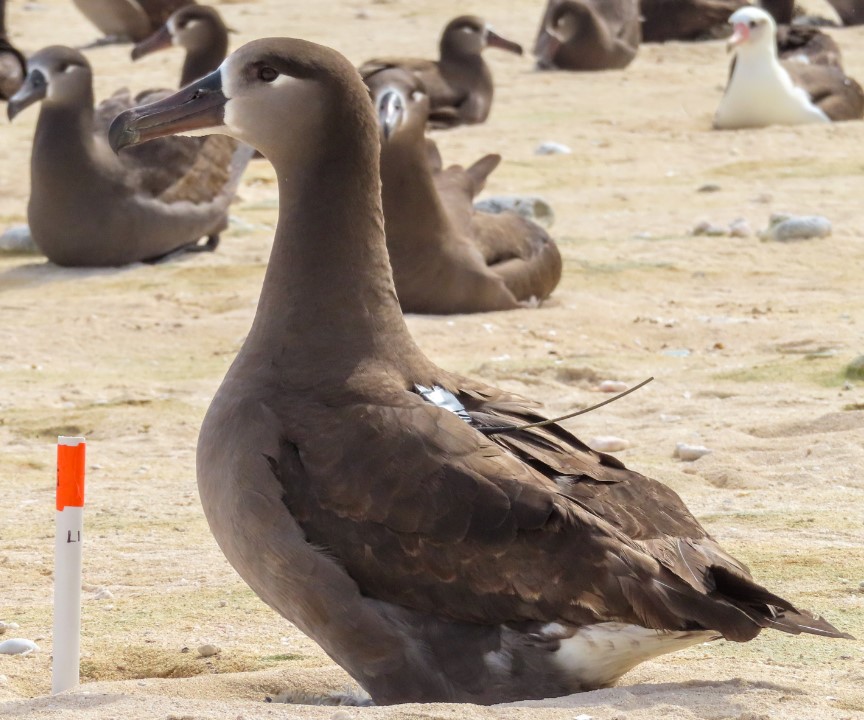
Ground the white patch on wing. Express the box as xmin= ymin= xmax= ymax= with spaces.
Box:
xmin=548 ymin=623 xmax=715 ymax=688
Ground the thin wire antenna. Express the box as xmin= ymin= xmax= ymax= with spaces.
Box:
xmin=478 ymin=377 xmax=654 ymax=435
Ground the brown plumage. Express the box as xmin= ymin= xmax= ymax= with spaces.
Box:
xmin=366 ymin=68 xmax=561 ymax=313
xmin=776 ymin=24 xmax=842 ymax=66
xmin=72 ymin=0 xmax=195 ymax=44
xmin=640 ymin=0 xmax=746 ymax=42
xmin=8 ymin=46 xmax=251 ymax=266
xmin=824 ymin=0 xmax=864 ymax=24
xmin=111 ymin=37 xmax=851 ymax=706
xmin=784 ymin=61 xmax=864 ymax=120
xmin=534 ymin=0 xmax=640 ymax=70
xmin=359 ymin=15 xmax=523 ymax=128
xmin=132 ymin=4 xmax=228 ymax=86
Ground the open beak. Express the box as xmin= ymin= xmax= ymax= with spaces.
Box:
xmin=131 ymin=23 xmax=173 ymax=61
xmin=726 ymin=22 xmax=749 ymax=53
xmin=109 ymin=68 xmax=226 ymax=152
xmin=377 ymin=89 xmax=404 ymax=142
xmin=485 ymin=27 xmax=523 ymax=56
xmin=7 ymin=68 xmax=47 ymax=121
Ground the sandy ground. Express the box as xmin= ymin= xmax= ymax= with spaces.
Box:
xmin=0 ymin=0 xmax=863 ymax=718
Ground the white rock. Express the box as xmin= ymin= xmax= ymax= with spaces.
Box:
xmin=474 ymin=195 xmax=555 ymax=228
xmin=93 ymin=588 xmax=113 ymax=600
xmin=0 ymin=225 xmax=39 ymax=254
xmin=760 ymin=214 xmax=831 ymax=242
xmin=674 ymin=443 xmax=712 ymax=461
xmin=535 ymin=141 xmax=572 ymax=156
xmin=0 ymin=674 xmax=8 ymax=684
xmin=597 ymin=380 xmax=628 ymax=393
xmin=589 ymin=436 xmax=630 ymax=453
xmin=0 ymin=638 xmax=38 ymax=655
xmin=197 ymin=643 xmax=220 ymax=658
xmin=332 ymin=712 xmax=352 ymax=720
xmin=692 ymin=221 xmax=726 ymax=237
xmin=574 ymin=715 xmax=593 ymax=720
xmin=728 ymin=218 xmax=752 ymax=238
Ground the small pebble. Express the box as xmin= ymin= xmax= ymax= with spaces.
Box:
xmin=858 ymin=581 xmax=864 ymax=592
xmin=93 ymin=588 xmax=113 ymax=600
xmin=219 ymin=600 xmax=227 ymax=607
xmin=0 ymin=225 xmax=39 ymax=254
xmin=674 ymin=443 xmax=712 ymax=461
xmin=0 ymin=675 xmax=8 ymax=685
xmin=589 ymin=436 xmax=630 ymax=453
xmin=760 ymin=214 xmax=831 ymax=242
xmin=474 ymin=195 xmax=555 ymax=228
xmin=0 ymin=622 xmax=8 ymax=635
xmin=574 ymin=715 xmax=593 ymax=720
xmin=332 ymin=712 xmax=352 ymax=720
xmin=692 ymin=221 xmax=727 ymax=237
xmin=728 ymin=218 xmax=752 ymax=238
xmin=697 ymin=183 xmax=721 ymax=193
xmin=597 ymin=380 xmax=628 ymax=393
xmin=197 ymin=643 xmax=220 ymax=658
xmin=535 ymin=141 xmax=572 ymax=156
xmin=0 ymin=638 xmax=38 ymax=655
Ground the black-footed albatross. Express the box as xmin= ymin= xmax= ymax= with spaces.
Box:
xmin=72 ymin=0 xmax=194 ymax=45
xmin=365 ymin=67 xmax=561 ymax=313
xmin=715 ymin=7 xmax=863 ymax=128
xmin=132 ymin=4 xmax=228 ymax=86
xmin=640 ymin=0 xmax=746 ymax=42
xmin=359 ymin=15 xmax=523 ymax=128
xmin=110 ymin=37 xmax=851 ymax=705
xmin=0 ymin=0 xmax=25 ymax=100
xmin=534 ymin=0 xmax=640 ymax=70
xmin=8 ymin=46 xmax=251 ymax=266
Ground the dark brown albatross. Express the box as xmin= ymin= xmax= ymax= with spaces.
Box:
xmin=110 ymin=37 xmax=851 ymax=705
xmin=9 ymin=46 xmax=251 ymax=266
xmin=359 ymin=15 xmax=523 ymax=128
xmin=365 ymin=67 xmax=561 ymax=313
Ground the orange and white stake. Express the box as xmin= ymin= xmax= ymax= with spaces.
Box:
xmin=53 ymin=436 xmax=85 ymax=694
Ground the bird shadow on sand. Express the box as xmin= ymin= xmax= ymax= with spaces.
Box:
xmin=500 ymin=678 xmax=806 ymax=715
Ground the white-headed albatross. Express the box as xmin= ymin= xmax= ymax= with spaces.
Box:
xmin=110 ymin=37 xmax=851 ymax=705
xmin=8 ymin=46 xmax=251 ymax=266
xmin=714 ymin=6 xmax=863 ymax=128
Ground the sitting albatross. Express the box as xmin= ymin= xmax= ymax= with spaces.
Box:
xmin=365 ymin=67 xmax=561 ymax=313
xmin=534 ymin=0 xmax=640 ymax=71
xmin=72 ymin=0 xmax=194 ymax=45
xmin=714 ymin=6 xmax=863 ymax=128
xmin=132 ymin=4 xmax=228 ymax=86
xmin=358 ymin=16 xmax=523 ymax=128
xmin=110 ymin=37 xmax=851 ymax=705
xmin=8 ymin=46 xmax=251 ymax=266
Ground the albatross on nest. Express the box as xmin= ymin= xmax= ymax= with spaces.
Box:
xmin=110 ymin=37 xmax=851 ymax=705
xmin=714 ymin=6 xmax=863 ymax=128
xmin=359 ymin=16 xmax=523 ymax=128
xmin=365 ymin=67 xmax=561 ymax=313
xmin=8 ymin=46 xmax=251 ymax=266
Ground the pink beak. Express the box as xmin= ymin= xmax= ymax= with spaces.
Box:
xmin=726 ymin=22 xmax=750 ymax=52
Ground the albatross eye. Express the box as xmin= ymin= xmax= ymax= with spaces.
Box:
xmin=258 ymin=66 xmax=279 ymax=83
xmin=748 ymin=20 xmax=757 ymax=28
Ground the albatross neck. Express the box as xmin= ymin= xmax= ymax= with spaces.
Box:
xmin=31 ymin=87 xmax=98 ymax=189
xmin=246 ymin=105 xmax=422 ymax=374
xmin=181 ymin=36 xmax=228 ymax=86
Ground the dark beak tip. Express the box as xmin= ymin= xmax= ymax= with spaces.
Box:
xmin=108 ymin=112 xmax=135 ymax=154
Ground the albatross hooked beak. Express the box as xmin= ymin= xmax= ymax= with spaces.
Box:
xmin=485 ymin=27 xmax=523 ymax=56
xmin=7 ymin=68 xmax=47 ymax=121
xmin=131 ymin=23 xmax=174 ymax=61
xmin=109 ymin=68 xmax=226 ymax=152
xmin=726 ymin=22 xmax=750 ymax=53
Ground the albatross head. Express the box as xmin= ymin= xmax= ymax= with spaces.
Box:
xmin=132 ymin=5 xmax=227 ymax=61
xmin=726 ymin=7 xmax=776 ymax=55
xmin=441 ymin=16 xmax=523 ymax=57
xmin=110 ymin=38 xmax=369 ymax=165
xmin=7 ymin=46 xmax=92 ymax=121
xmin=364 ymin=68 xmax=429 ymax=143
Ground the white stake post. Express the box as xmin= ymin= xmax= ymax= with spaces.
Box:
xmin=53 ymin=436 xmax=86 ymax=694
